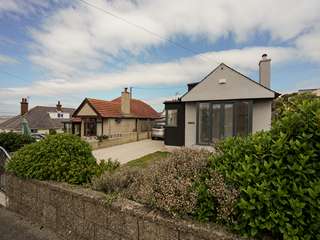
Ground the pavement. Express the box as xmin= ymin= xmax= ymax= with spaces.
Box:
xmin=93 ymin=139 xmax=166 ymax=164
xmin=0 ymin=206 xmax=60 ymax=240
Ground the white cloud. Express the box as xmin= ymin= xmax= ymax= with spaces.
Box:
xmin=295 ymin=29 xmax=320 ymax=63
xmin=1 ymin=0 xmax=320 ymax=113
xmin=0 ymin=0 xmax=52 ymax=16
xmin=28 ymin=0 xmax=320 ymax=75
xmin=0 ymin=46 xmax=296 ymax=99
xmin=0 ymin=54 xmax=19 ymax=64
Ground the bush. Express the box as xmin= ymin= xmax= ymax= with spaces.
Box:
xmin=130 ymin=149 xmax=211 ymax=217
xmin=95 ymin=159 xmax=120 ymax=177
xmin=272 ymin=92 xmax=319 ymax=121
xmin=93 ymin=149 xmax=211 ymax=217
xmin=6 ymin=134 xmax=102 ymax=184
xmin=49 ymin=129 xmax=57 ymax=135
xmin=205 ymin=97 xmax=320 ymax=239
xmin=92 ymin=166 xmax=140 ymax=194
xmin=0 ymin=132 xmax=35 ymax=153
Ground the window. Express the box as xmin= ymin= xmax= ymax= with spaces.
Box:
xmin=224 ymin=103 xmax=234 ymax=138
xmin=64 ymin=123 xmax=72 ymax=133
xmin=211 ymin=104 xmax=221 ymax=141
xmin=198 ymin=103 xmax=210 ymax=144
xmin=84 ymin=118 xmax=97 ymax=136
xmin=235 ymin=101 xmax=250 ymax=136
xmin=197 ymin=101 xmax=251 ymax=145
xmin=166 ymin=109 xmax=178 ymax=127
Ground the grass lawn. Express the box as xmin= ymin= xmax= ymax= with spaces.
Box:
xmin=124 ymin=151 xmax=170 ymax=168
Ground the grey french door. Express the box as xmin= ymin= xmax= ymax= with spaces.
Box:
xmin=197 ymin=101 xmax=252 ymax=145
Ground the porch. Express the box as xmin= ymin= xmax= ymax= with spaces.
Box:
xmin=65 ymin=117 xmax=154 ymax=149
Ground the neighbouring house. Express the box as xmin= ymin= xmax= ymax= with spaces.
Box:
xmin=0 ymin=98 xmax=75 ymax=134
xmin=164 ymin=54 xmax=280 ymax=147
xmin=298 ymin=88 xmax=320 ymax=96
xmin=70 ymin=88 xmax=159 ymax=142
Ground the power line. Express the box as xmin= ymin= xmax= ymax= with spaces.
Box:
xmin=77 ymin=0 xmax=220 ymax=65
xmin=132 ymin=85 xmax=186 ymax=90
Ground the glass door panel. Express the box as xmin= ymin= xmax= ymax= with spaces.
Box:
xmin=224 ymin=104 xmax=234 ymax=138
xmin=235 ymin=101 xmax=249 ymax=136
xmin=211 ymin=104 xmax=221 ymax=142
xmin=198 ymin=103 xmax=211 ymax=144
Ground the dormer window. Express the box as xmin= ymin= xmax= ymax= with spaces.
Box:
xmin=48 ymin=112 xmax=69 ymax=119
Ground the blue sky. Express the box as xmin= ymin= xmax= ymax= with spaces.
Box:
xmin=0 ymin=0 xmax=320 ymax=115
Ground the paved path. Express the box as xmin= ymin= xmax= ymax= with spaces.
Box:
xmin=93 ymin=139 xmax=165 ymax=164
xmin=0 ymin=206 xmax=60 ymax=240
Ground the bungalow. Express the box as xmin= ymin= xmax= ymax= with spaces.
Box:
xmin=164 ymin=54 xmax=279 ymax=147
xmin=0 ymin=98 xmax=75 ymax=134
xmin=70 ymin=88 xmax=159 ymax=139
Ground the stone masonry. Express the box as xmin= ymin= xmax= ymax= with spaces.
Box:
xmin=5 ymin=174 xmax=242 ymax=240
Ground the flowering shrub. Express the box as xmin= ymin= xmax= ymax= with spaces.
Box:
xmin=131 ymin=149 xmax=210 ymax=216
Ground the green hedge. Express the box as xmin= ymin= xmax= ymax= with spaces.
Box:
xmin=5 ymin=134 xmax=109 ymax=184
xmin=0 ymin=132 xmax=35 ymax=153
xmin=196 ymin=96 xmax=320 ymax=239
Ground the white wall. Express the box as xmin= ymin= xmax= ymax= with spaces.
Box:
xmin=252 ymin=100 xmax=272 ymax=133
xmin=185 ymin=103 xmax=197 ymax=147
xmin=184 ymin=100 xmax=273 ymax=147
xmin=182 ymin=64 xmax=275 ymax=102
xmin=48 ymin=112 xmax=70 ymax=119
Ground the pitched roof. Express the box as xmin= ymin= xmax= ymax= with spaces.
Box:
xmin=180 ymin=63 xmax=280 ymax=102
xmin=0 ymin=106 xmax=75 ymax=131
xmin=80 ymin=97 xmax=159 ymax=119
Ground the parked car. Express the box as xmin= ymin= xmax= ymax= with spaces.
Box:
xmin=152 ymin=122 xmax=165 ymax=140
xmin=31 ymin=133 xmax=46 ymax=141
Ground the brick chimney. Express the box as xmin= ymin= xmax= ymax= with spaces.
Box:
xmin=259 ymin=53 xmax=271 ymax=88
xmin=121 ymin=88 xmax=130 ymax=115
xmin=56 ymin=101 xmax=62 ymax=112
xmin=20 ymin=98 xmax=28 ymax=115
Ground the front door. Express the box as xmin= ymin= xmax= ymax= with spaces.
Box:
xmin=84 ymin=118 xmax=97 ymax=137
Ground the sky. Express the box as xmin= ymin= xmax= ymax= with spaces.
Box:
xmin=0 ymin=0 xmax=319 ymax=115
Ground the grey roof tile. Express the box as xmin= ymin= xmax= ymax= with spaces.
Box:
xmin=0 ymin=106 xmax=75 ymax=131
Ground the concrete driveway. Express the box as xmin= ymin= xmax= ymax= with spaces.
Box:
xmin=93 ymin=139 xmax=165 ymax=164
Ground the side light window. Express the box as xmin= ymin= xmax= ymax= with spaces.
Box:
xmin=166 ymin=109 xmax=178 ymax=127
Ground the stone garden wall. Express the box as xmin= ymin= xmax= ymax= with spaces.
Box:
xmin=5 ymin=174 xmax=241 ymax=240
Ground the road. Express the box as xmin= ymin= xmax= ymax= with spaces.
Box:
xmin=0 ymin=206 xmax=59 ymax=240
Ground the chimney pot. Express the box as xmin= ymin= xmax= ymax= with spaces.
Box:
xmin=20 ymin=97 xmax=29 ymax=115
xmin=56 ymin=101 xmax=62 ymax=112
